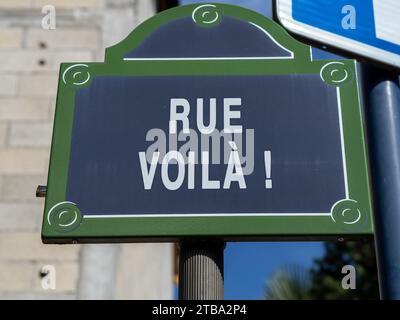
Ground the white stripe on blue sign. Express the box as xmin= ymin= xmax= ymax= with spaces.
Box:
xmin=276 ymin=0 xmax=400 ymax=67
xmin=373 ymin=0 xmax=400 ymax=46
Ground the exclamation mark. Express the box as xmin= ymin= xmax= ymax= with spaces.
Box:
xmin=264 ymin=151 xmax=272 ymax=189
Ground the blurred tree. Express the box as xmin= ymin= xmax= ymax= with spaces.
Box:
xmin=265 ymin=241 xmax=380 ymax=300
xmin=308 ymin=240 xmax=379 ymax=300
xmin=265 ymin=265 xmax=312 ymax=300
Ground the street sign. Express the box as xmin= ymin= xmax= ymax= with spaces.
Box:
xmin=276 ymin=0 xmax=400 ymax=68
xmin=41 ymin=3 xmax=373 ymax=243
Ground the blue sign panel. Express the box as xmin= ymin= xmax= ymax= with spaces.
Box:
xmin=277 ymin=0 xmax=400 ymax=67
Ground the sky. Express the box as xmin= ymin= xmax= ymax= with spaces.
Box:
xmin=225 ymin=242 xmax=324 ymax=299
xmin=178 ymin=0 xmax=343 ymax=299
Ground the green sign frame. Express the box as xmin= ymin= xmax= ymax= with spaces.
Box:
xmin=42 ymin=3 xmax=373 ymax=243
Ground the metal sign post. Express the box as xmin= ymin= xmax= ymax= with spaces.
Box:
xmin=361 ymin=64 xmax=400 ymax=300
xmin=179 ymin=241 xmax=224 ymax=300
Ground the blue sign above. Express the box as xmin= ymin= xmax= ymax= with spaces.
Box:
xmin=276 ymin=0 xmax=400 ymax=67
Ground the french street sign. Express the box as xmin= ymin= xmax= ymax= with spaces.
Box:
xmin=276 ymin=0 xmax=400 ymax=68
xmin=41 ymin=3 xmax=373 ymax=243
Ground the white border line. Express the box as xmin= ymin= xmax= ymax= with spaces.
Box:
xmin=84 ymin=86 xmax=348 ymax=220
xmin=123 ymin=57 xmax=294 ymax=61
xmin=85 ymin=212 xmax=331 ymax=218
xmin=123 ymin=22 xmax=294 ymax=61
xmin=248 ymin=22 xmax=294 ymax=58
xmin=336 ymin=87 xmax=349 ymax=199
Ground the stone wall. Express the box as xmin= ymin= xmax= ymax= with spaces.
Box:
xmin=0 ymin=0 xmax=173 ymax=300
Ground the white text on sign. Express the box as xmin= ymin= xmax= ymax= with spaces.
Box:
xmin=139 ymin=98 xmax=272 ymax=190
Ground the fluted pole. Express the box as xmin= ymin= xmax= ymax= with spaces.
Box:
xmin=178 ymin=241 xmax=224 ymax=300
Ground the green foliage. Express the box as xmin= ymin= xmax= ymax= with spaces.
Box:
xmin=265 ymin=240 xmax=380 ymax=300
xmin=308 ymin=240 xmax=379 ymax=300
